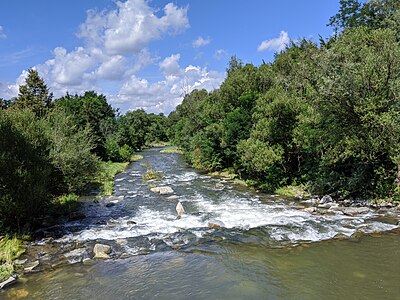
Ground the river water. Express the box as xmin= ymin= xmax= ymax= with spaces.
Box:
xmin=2 ymin=148 xmax=400 ymax=299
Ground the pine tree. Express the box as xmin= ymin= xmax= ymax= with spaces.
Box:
xmin=16 ymin=69 xmax=53 ymax=117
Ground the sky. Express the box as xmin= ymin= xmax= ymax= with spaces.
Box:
xmin=0 ymin=0 xmax=340 ymax=114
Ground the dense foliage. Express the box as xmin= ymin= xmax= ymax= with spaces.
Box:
xmin=0 ymin=70 xmax=168 ymax=232
xmin=169 ymin=0 xmax=400 ymax=200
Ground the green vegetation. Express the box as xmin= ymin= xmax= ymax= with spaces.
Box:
xmin=94 ymin=162 xmax=129 ymax=196
xmin=169 ymin=0 xmax=400 ymax=201
xmin=0 ymin=69 xmax=169 ymax=234
xmin=131 ymin=154 xmax=144 ymax=161
xmin=0 ymin=235 xmax=25 ymax=281
xmin=142 ymin=162 xmax=164 ymax=181
xmin=275 ymin=185 xmax=310 ymax=198
xmin=160 ymin=146 xmax=184 ymax=154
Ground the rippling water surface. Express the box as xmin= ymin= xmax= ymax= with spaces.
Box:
xmin=3 ymin=148 xmax=400 ymax=299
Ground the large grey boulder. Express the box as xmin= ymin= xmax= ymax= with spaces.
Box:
xmin=93 ymin=244 xmax=111 ymax=259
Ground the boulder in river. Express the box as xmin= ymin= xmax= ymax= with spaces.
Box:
xmin=150 ymin=187 xmax=160 ymax=193
xmin=176 ymin=201 xmax=185 ymax=219
xmin=93 ymin=244 xmax=111 ymax=259
xmin=68 ymin=211 xmax=86 ymax=221
xmin=340 ymin=207 xmax=369 ymax=216
xmin=303 ymin=207 xmax=316 ymax=213
xmin=319 ymin=195 xmax=333 ymax=204
xmin=167 ymin=195 xmax=178 ymax=200
xmin=159 ymin=186 xmax=174 ymax=195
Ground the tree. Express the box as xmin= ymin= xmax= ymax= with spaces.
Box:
xmin=15 ymin=69 xmax=53 ymax=117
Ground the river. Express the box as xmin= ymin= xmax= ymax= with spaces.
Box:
xmin=2 ymin=148 xmax=400 ymax=299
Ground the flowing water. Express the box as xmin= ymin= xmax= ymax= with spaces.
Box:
xmin=2 ymin=148 xmax=400 ymax=299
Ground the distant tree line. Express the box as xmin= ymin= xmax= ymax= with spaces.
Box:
xmin=168 ymin=0 xmax=400 ymax=200
xmin=0 ymin=70 xmax=168 ymax=232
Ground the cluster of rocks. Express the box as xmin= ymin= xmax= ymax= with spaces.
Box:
xmin=300 ymin=194 xmax=399 ymax=216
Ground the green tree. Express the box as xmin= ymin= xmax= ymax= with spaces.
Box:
xmin=15 ymin=69 xmax=52 ymax=117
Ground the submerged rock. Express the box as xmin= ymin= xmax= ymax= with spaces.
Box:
xmin=176 ymin=201 xmax=185 ymax=219
xmin=93 ymin=244 xmax=111 ymax=259
xmin=127 ymin=220 xmax=137 ymax=225
xmin=159 ymin=186 xmax=174 ymax=195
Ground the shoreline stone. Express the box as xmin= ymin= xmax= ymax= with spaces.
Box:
xmin=0 ymin=276 xmax=17 ymax=290
xmin=93 ymin=244 xmax=111 ymax=259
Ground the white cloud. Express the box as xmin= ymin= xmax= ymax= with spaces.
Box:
xmin=214 ymin=49 xmax=228 ymax=60
xmin=117 ymin=57 xmax=225 ymax=114
xmin=78 ymin=0 xmax=189 ymax=55
xmin=192 ymin=36 xmax=210 ymax=48
xmin=257 ymin=31 xmax=290 ymax=52
xmin=159 ymin=53 xmax=181 ymax=76
xmin=0 ymin=26 xmax=6 ymax=39
xmin=1 ymin=0 xmax=226 ymax=115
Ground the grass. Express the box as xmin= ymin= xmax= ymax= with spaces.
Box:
xmin=131 ymin=154 xmax=143 ymax=161
xmin=142 ymin=162 xmax=164 ymax=181
xmin=274 ymin=185 xmax=310 ymax=198
xmin=208 ymin=169 xmax=237 ymax=179
xmin=50 ymin=193 xmax=80 ymax=217
xmin=96 ymin=161 xmax=129 ymax=196
xmin=0 ymin=235 xmax=25 ymax=282
xmin=160 ymin=146 xmax=184 ymax=154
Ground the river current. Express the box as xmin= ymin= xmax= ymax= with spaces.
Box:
xmin=2 ymin=148 xmax=400 ymax=299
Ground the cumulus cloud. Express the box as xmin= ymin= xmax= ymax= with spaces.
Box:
xmin=257 ymin=31 xmax=290 ymax=52
xmin=192 ymin=36 xmax=210 ymax=48
xmin=159 ymin=53 xmax=181 ymax=76
xmin=78 ymin=0 xmax=189 ymax=54
xmin=1 ymin=0 xmax=225 ymax=114
xmin=117 ymin=59 xmax=225 ymax=113
xmin=0 ymin=26 xmax=6 ymax=39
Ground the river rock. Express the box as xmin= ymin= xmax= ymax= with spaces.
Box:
xmin=319 ymin=195 xmax=333 ymax=204
xmin=340 ymin=207 xmax=369 ymax=216
xmin=159 ymin=186 xmax=174 ymax=195
xmin=150 ymin=187 xmax=160 ymax=193
xmin=166 ymin=195 xmax=178 ymax=200
xmin=208 ymin=222 xmax=221 ymax=229
xmin=215 ymin=182 xmax=224 ymax=188
xmin=303 ymin=207 xmax=316 ymax=213
xmin=127 ymin=220 xmax=137 ymax=225
xmin=0 ymin=276 xmax=17 ymax=289
xmin=105 ymin=202 xmax=116 ymax=208
xmin=24 ymin=260 xmax=39 ymax=273
xmin=176 ymin=201 xmax=185 ymax=219
xmin=317 ymin=202 xmax=333 ymax=209
xmin=14 ymin=259 xmax=27 ymax=265
xmin=93 ymin=244 xmax=111 ymax=259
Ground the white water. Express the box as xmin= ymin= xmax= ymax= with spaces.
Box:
xmin=55 ymin=166 xmax=398 ymax=249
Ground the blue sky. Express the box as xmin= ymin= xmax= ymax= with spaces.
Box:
xmin=0 ymin=0 xmax=339 ymax=113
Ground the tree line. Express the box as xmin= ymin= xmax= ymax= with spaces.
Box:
xmin=168 ymin=0 xmax=400 ymax=200
xmin=0 ymin=70 xmax=168 ymax=232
